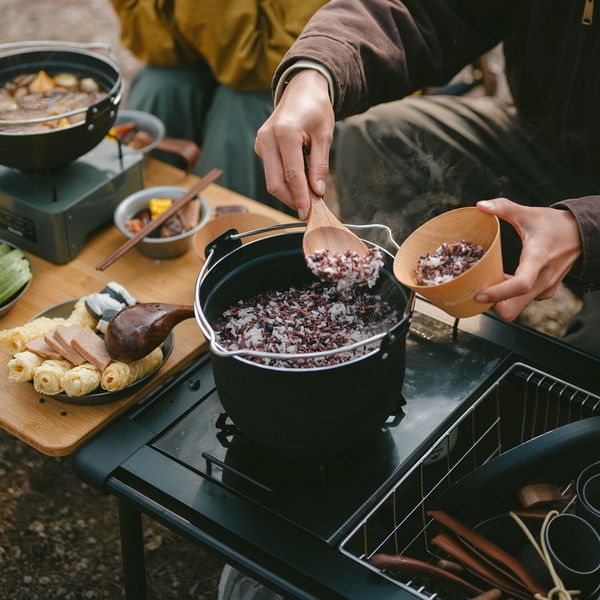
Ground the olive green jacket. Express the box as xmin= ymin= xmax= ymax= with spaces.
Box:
xmin=111 ymin=0 xmax=326 ymax=91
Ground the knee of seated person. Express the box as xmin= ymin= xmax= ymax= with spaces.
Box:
xmin=336 ymin=99 xmax=429 ymax=163
xmin=127 ymin=64 xmax=214 ymax=107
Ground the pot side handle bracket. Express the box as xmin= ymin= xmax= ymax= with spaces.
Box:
xmin=204 ymin=228 xmax=244 ymax=261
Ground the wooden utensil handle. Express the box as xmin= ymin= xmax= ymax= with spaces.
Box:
xmin=428 ymin=510 xmax=546 ymax=596
xmin=370 ymin=553 xmax=485 ymax=596
xmin=155 ymin=137 xmax=201 ymax=174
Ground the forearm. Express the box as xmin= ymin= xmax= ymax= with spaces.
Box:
xmin=553 ymin=196 xmax=600 ymax=289
xmin=274 ymin=0 xmax=508 ymax=119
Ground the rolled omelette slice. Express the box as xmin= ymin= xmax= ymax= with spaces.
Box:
xmin=66 ymin=297 xmax=98 ymax=330
xmin=0 ymin=317 xmax=68 ymax=355
xmin=61 ymin=363 xmax=101 ymax=397
xmin=33 ymin=359 xmax=72 ymax=395
xmin=7 ymin=351 xmax=44 ymax=383
xmin=101 ymin=347 xmax=163 ymax=393
xmin=0 ymin=297 xmax=96 ymax=356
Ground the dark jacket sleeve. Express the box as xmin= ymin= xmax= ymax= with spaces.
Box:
xmin=553 ymin=197 xmax=600 ymax=289
xmin=274 ymin=0 xmax=509 ymax=119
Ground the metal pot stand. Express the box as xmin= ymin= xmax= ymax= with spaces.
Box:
xmin=72 ymin=302 xmax=600 ymax=600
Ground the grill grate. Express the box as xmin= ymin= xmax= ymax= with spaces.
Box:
xmin=339 ymin=362 xmax=600 ymax=598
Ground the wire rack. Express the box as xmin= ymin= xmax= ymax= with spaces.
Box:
xmin=339 ymin=362 xmax=600 ymax=599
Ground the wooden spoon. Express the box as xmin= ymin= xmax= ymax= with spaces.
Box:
xmin=104 ymin=303 xmax=194 ymax=362
xmin=302 ymin=191 xmax=368 ymax=259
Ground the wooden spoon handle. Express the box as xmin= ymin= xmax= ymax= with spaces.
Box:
xmin=104 ymin=303 xmax=195 ymax=362
xmin=369 ymin=554 xmax=485 ymax=596
xmin=305 ymin=195 xmax=340 ymax=232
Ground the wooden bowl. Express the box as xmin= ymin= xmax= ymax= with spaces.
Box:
xmin=192 ymin=212 xmax=280 ymax=260
xmin=393 ymin=207 xmax=503 ymax=318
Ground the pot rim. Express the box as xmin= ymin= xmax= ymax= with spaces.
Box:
xmin=194 ymin=222 xmax=414 ymax=370
xmin=0 ymin=41 xmax=122 ymax=130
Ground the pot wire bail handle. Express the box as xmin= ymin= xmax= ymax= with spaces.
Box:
xmin=194 ymin=252 xmax=390 ymax=361
xmin=0 ymin=40 xmax=122 ymax=128
xmin=194 ymin=221 xmax=415 ymax=361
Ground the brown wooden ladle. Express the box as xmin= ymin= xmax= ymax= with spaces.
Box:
xmin=302 ymin=190 xmax=368 ymax=259
xmin=104 ymin=303 xmax=194 ymax=362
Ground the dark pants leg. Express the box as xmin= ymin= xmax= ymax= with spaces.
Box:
xmin=126 ymin=64 xmax=217 ymax=166
xmin=562 ymin=292 xmax=600 ymax=354
xmin=197 ymin=85 xmax=284 ymax=210
xmin=335 ymin=95 xmax=600 ymax=354
xmin=126 ymin=66 xmax=280 ymax=208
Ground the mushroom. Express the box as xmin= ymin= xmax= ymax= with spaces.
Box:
xmin=0 ymin=97 xmax=18 ymax=113
xmin=54 ymin=72 xmax=79 ymax=88
xmin=28 ymin=70 xmax=56 ymax=94
xmin=80 ymin=78 xmax=99 ymax=93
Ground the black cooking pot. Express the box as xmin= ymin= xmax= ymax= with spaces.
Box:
xmin=0 ymin=41 xmax=122 ymax=171
xmin=194 ymin=223 xmax=413 ymax=456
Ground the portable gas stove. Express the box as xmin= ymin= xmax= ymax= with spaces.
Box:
xmin=73 ymin=303 xmax=600 ymax=600
xmin=0 ymin=138 xmax=143 ymax=263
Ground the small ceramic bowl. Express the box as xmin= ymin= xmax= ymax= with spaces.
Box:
xmin=394 ymin=206 xmax=504 ymax=318
xmin=0 ymin=239 xmax=32 ymax=318
xmin=113 ymin=109 xmax=165 ymax=154
xmin=114 ymin=186 xmax=210 ymax=259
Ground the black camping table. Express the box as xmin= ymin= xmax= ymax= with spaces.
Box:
xmin=72 ymin=302 xmax=600 ymax=600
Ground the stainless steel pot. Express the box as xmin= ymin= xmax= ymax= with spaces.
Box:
xmin=0 ymin=40 xmax=122 ymax=171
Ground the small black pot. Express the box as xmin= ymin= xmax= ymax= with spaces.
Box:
xmin=195 ymin=227 xmax=413 ymax=456
xmin=0 ymin=41 xmax=122 ymax=171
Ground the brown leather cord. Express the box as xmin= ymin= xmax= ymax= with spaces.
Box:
xmin=429 ymin=510 xmax=547 ymax=596
xmin=518 ymin=484 xmax=565 ymax=510
xmin=432 ymin=533 xmax=531 ymax=600
xmin=369 ymin=553 xmax=485 ymax=596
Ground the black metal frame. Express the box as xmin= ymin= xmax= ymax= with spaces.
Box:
xmin=72 ymin=303 xmax=600 ymax=600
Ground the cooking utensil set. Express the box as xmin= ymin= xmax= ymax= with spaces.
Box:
xmin=370 ymin=419 xmax=600 ymax=599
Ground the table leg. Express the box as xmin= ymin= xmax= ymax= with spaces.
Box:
xmin=118 ymin=498 xmax=147 ymax=600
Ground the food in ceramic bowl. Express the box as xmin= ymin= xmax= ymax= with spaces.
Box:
xmin=0 ymin=241 xmax=32 ymax=318
xmin=415 ymin=240 xmax=485 ymax=286
xmin=0 ymin=70 xmax=103 ymax=133
xmin=110 ymin=109 xmax=164 ymax=153
xmin=114 ymin=186 xmax=210 ymax=259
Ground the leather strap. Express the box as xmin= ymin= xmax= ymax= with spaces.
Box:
xmin=472 ymin=589 xmax=502 ymax=600
xmin=437 ymin=558 xmax=465 ymax=574
xmin=155 ymin=137 xmax=201 ymax=173
xmin=518 ymin=483 xmax=563 ymax=509
xmin=429 ymin=510 xmax=547 ymax=596
xmin=432 ymin=533 xmax=530 ymax=600
xmin=369 ymin=553 xmax=485 ymax=596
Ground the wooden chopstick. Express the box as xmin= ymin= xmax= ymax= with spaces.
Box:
xmin=96 ymin=168 xmax=223 ymax=271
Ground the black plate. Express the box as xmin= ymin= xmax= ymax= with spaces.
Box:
xmin=474 ymin=514 xmax=551 ymax=588
xmin=438 ymin=417 xmax=600 ymax=518
xmin=31 ymin=299 xmax=173 ymax=405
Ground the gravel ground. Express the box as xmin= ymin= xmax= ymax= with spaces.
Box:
xmin=0 ymin=2 xmax=583 ymax=598
xmin=0 ymin=429 xmax=224 ymax=600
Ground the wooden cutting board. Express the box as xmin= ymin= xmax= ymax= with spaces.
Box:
xmin=0 ymin=159 xmax=295 ymax=456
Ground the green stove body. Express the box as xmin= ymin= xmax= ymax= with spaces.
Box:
xmin=0 ymin=139 xmax=144 ymax=264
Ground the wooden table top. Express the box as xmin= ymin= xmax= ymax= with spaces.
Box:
xmin=0 ymin=159 xmax=294 ymax=456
